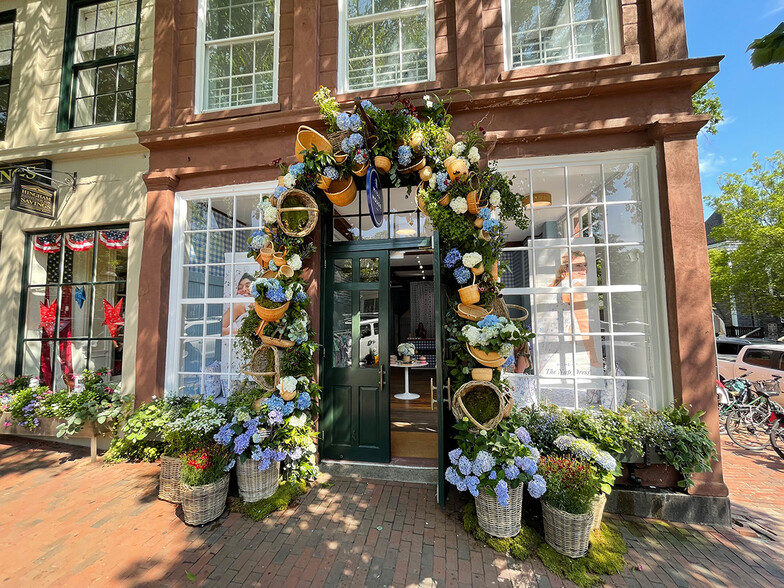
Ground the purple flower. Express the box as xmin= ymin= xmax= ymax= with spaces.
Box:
xmin=514 ymin=426 xmax=531 ymax=445
xmin=268 ymin=410 xmax=283 ymax=426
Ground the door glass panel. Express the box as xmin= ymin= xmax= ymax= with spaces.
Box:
xmin=358 ymin=290 xmax=379 ymax=368
xmin=359 ymin=257 xmax=379 ymax=282
xmin=333 ymin=291 xmax=352 ymax=367
xmin=333 ymin=259 xmax=353 ymax=283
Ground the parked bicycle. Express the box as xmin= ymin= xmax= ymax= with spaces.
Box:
xmin=724 ymin=376 xmax=783 ymax=451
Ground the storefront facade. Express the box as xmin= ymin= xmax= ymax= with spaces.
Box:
xmin=136 ymin=0 xmax=727 ymax=497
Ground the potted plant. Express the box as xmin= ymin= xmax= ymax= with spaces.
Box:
xmin=461 ymin=314 xmax=527 ymax=368
xmin=179 ymin=444 xmax=232 ymax=525
xmin=445 ymin=415 xmax=546 ymax=538
xmin=538 ymin=456 xmax=601 ymax=558
xmin=397 ymin=343 xmax=416 ymax=363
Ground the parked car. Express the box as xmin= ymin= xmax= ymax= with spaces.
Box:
xmin=717 ymin=342 xmax=784 ymax=382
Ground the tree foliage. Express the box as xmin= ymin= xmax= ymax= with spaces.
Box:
xmin=748 ymin=22 xmax=784 ymax=68
xmin=706 ymin=152 xmax=784 ymax=319
xmin=692 ymin=81 xmax=724 ymax=135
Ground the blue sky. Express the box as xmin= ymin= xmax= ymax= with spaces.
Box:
xmin=683 ymin=0 xmax=784 ymax=218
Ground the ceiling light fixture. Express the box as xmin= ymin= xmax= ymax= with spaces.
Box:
xmin=522 ymin=192 xmax=552 ymax=207
xmin=396 ymin=228 xmax=417 ymax=236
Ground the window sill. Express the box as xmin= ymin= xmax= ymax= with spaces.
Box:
xmin=335 ymin=80 xmax=442 ymax=103
xmin=53 ymin=122 xmax=141 ymax=141
xmin=497 ymin=55 xmax=633 ymax=82
xmin=187 ymin=102 xmax=282 ymax=124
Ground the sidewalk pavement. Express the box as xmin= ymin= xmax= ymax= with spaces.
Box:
xmin=1 ymin=436 xmax=783 ymax=587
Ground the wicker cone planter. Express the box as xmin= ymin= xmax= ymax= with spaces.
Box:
xmin=475 ymin=485 xmax=524 ymax=538
xmin=181 ymin=474 xmax=230 ymax=526
xmin=159 ymin=455 xmax=182 ymax=503
xmin=542 ymin=501 xmax=593 ymax=559
xmin=591 ymin=493 xmax=607 ymax=531
xmin=254 ymin=300 xmax=289 ymax=323
xmin=237 ymin=459 xmax=280 ymax=503
xmin=325 ymin=177 xmax=357 ymax=207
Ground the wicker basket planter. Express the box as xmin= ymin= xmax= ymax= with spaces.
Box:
xmin=467 ymin=190 xmax=486 ymax=215
xmin=295 ymin=126 xmax=332 ymax=162
xmin=256 ymin=245 xmax=274 ymax=267
xmin=438 ymin=193 xmax=450 ymax=206
xmin=237 ymin=459 xmax=280 ymax=503
xmin=419 ymin=165 xmax=432 ymax=182
xmin=374 ymin=156 xmax=392 ymax=173
xmin=541 ymin=501 xmax=593 ymax=558
xmin=451 ymin=381 xmax=505 ymax=432
xmin=445 ymin=157 xmax=469 ymax=182
xmin=276 ymin=189 xmax=319 ymax=238
xmin=180 ymin=474 xmax=230 ymax=525
xmin=158 ymin=455 xmax=182 ymax=503
xmin=241 ymin=344 xmax=280 ymax=390
xmin=458 ymin=284 xmax=480 ymax=304
xmin=325 ymin=177 xmax=357 ymax=207
xmin=475 ymin=485 xmax=524 ymax=538
xmin=467 ymin=345 xmax=508 ymax=368
xmin=254 ymin=299 xmax=289 ymax=323
xmin=591 ymin=493 xmax=607 ymax=531
xmin=456 ymin=302 xmax=488 ymax=321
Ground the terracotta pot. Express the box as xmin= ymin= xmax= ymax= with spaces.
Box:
xmin=419 ymin=165 xmax=433 ymax=182
xmin=374 ymin=156 xmax=392 ymax=173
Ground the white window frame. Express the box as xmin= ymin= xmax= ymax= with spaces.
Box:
xmin=500 ymin=0 xmax=621 ymax=72
xmin=194 ymin=0 xmax=280 ymax=113
xmin=495 ymin=148 xmax=673 ymax=409
xmin=166 ymin=181 xmax=276 ymax=397
xmin=337 ymin=0 xmax=436 ymax=94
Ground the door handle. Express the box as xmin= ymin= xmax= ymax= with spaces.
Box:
xmin=379 ymin=364 xmax=384 ymax=389
xmin=430 ymin=378 xmax=436 ymax=411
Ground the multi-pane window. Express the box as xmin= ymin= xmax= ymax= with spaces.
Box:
xmin=167 ymin=188 xmax=271 ymax=398
xmin=201 ymin=0 xmax=279 ymax=111
xmin=19 ymin=228 xmax=130 ymax=390
xmin=0 ymin=11 xmax=15 ymax=140
xmin=504 ymin=0 xmax=616 ymax=69
xmin=341 ymin=0 xmax=433 ymax=92
xmin=59 ymin=0 xmax=140 ymax=130
xmin=331 ymin=187 xmax=431 ymax=242
xmin=497 ymin=152 xmax=670 ymax=410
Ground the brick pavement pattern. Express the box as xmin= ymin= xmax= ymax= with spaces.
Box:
xmin=1 ymin=436 xmax=784 ymax=587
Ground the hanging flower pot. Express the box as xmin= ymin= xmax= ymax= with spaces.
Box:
xmin=280 ymin=376 xmax=298 ymax=401
xmin=352 ymin=161 xmax=369 ymax=177
xmin=444 ymin=131 xmax=456 ymax=151
xmin=325 ymin=177 xmax=357 ymax=207
xmin=409 ymin=130 xmax=424 ymax=150
xmin=471 ymin=368 xmax=493 ymax=381
xmin=374 ymin=156 xmax=392 ymax=173
xmin=467 ymin=191 xmax=486 ymax=215
xmin=446 ymin=157 xmax=469 ymax=182
xmin=399 ymin=158 xmax=426 ymax=174
xmin=438 ymin=193 xmax=451 ymax=206
xmin=316 ymin=175 xmax=332 ymax=191
xmin=276 ymin=190 xmax=319 ymax=238
xmin=480 ymin=230 xmax=491 ymax=241
xmin=417 ymin=195 xmax=429 ymax=217
xmin=255 ymin=320 xmax=295 ymax=348
xmin=256 ymin=244 xmax=274 ymax=267
xmin=474 ymin=217 xmax=484 ymax=229
xmin=254 ymin=299 xmax=290 ymax=323
xmin=295 ymin=126 xmax=332 ymax=162
xmin=467 ymin=345 xmax=507 ymax=368
xmin=272 ymin=247 xmax=287 ymax=268
xmin=471 ymin=264 xmax=484 ymax=276
xmin=419 ymin=165 xmax=433 ymax=182
xmin=458 ymin=284 xmax=480 ymax=305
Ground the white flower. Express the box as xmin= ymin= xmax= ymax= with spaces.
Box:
xmin=449 ymin=196 xmax=468 ymax=214
xmin=462 ymin=326 xmax=481 ymax=346
xmin=467 ymin=146 xmax=480 ymax=164
xmin=288 ymin=254 xmax=302 ymax=271
xmin=278 ymin=376 xmax=298 ymax=394
xmin=263 ymin=206 xmax=277 ymax=224
xmin=452 ymin=142 xmax=466 ymax=156
xmin=289 ymin=413 xmax=307 ymax=428
xmin=489 ymin=190 xmax=501 ymax=207
xmin=462 ymin=251 xmax=482 ymax=268
xmin=429 ymin=175 xmax=437 ymax=189
xmin=283 ymin=173 xmax=296 ymax=188
xmin=285 ymin=287 xmax=294 ymax=300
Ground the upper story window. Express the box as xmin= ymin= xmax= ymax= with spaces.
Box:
xmin=339 ymin=0 xmax=434 ymax=93
xmin=503 ymin=0 xmax=619 ymax=69
xmin=58 ymin=0 xmax=141 ymax=131
xmin=0 ymin=11 xmax=16 ymax=140
xmin=198 ymin=0 xmax=279 ymax=111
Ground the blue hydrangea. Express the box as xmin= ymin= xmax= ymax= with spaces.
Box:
xmin=214 ymin=423 xmax=234 ymax=446
xmin=514 ymin=426 xmax=531 ymax=445
xmin=526 ymin=445 xmax=541 ymax=462
xmin=234 ymin=430 xmax=252 ymax=454
xmin=361 ymin=99 xmax=377 ymax=113
xmin=477 ymin=314 xmax=501 ymax=328
xmin=251 ymin=444 xmax=264 ymax=461
xmin=444 ymin=248 xmax=462 ymax=268
xmin=265 ymin=395 xmax=284 ymax=412
xmin=489 ymin=471 xmax=497 ymax=480
xmin=454 ymin=266 xmax=471 ymax=285
xmin=448 ymin=448 xmax=463 ymax=465
xmin=348 ymin=114 xmax=363 ymax=131
xmin=596 ymin=451 xmax=617 ymax=472
xmin=268 ymin=260 xmax=278 ymax=271
xmin=268 ymin=409 xmax=283 ymax=425
xmin=483 ymin=218 xmax=500 ymax=232
xmin=354 ymin=149 xmax=369 ymax=165
xmin=517 ymin=456 xmax=537 ymax=476
xmin=349 ymin=133 xmax=364 ymax=148
xmin=323 ymin=166 xmax=339 ymax=180
xmin=336 ymin=112 xmax=351 ymax=131
xmin=465 ymin=475 xmax=480 ymax=497
xmin=289 ymin=447 xmax=304 ymax=460
xmin=435 ymin=172 xmax=451 ymax=192
xmin=502 ymin=355 xmax=515 ymax=368
xmin=455 ymin=476 xmax=468 ymax=492
xmin=458 ymin=455 xmax=473 ymax=476
xmin=472 ymin=450 xmax=496 ymax=476
xmin=502 ymin=464 xmax=520 ymax=480
xmin=288 ymin=162 xmax=305 ymax=176
xmin=282 ymin=401 xmax=295 ymax=416
xmin=267 ymin=287 xmax=287 ymax=303
xmin=250 ymin=235 xmax=265 ymax=251
xmin=397 ymin=145 xmax=413 ymax=167
xmin=495 ymin=479 xmax=510 ymax=507
xmin=294 ymin=291 xmax=308 ymax=303
xmin=341 ymin=137 xmax=352 ymax=153
xmin=296 ymin=392 xmax=311 ymax=411
xmin=273 ymin=185 xmax=287 ymax=198
xmin=445 ymin=466 xmax=462 ymax=486
xmin=224 ymin=458 xmax=235 ymax=472
xmin=273 ymin=449 xmax=287 ymax=461
xmin=528 ymin=474 xmax=547 ymax=499
xmin=478 ymin=207 xmax=492 ymax=220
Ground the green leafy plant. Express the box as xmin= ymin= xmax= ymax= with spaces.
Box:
xmin=312 ymin=85 xmax=341 ymax=132
xmin=539 ymin=456 xmax=600 ymax=515
xmin=162 ymin=400 xmax=227 ymax=457
xmin=55 ymin=370 xmax=133 ymax=438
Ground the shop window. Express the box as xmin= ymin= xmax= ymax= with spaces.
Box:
xmin=58 ymin=0 xmax=141 ymax=130
xmin=167 ymin=187 xmax=272 ymax=398
xmin=0 ymin=11 xmax=16 ymax=140
xmin=497 ymin=151 xmax=670 ymax=410
xmin=339 ymin=0 xmax=434 ymax=92
xmin=19 ymin=228 xmax=130 ymax=389
xmin=503 ymin=0 xmax=619 ymax=70
xmin=198 ymin=0 xmax=279 ymax=111
xmin=332 ymin=186 xmax=430 ymax=242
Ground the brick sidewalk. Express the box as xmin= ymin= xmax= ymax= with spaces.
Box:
xmin=1 ymin=436 xmax=783 ymax=588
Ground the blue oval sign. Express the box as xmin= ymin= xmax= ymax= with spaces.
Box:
xmin=366 ymin=167 xmax=384 ymax=228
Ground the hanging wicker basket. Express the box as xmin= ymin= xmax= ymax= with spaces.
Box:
xmin=374 ymin=156 xmax=392 ymax=173
xmin=256 ymin=245 xmax=274 ymax=268
xmin=419 ymin=165 xmax=433 ymax=182
xmin=451 ymin=380 xmax=505 ymax=432
xmin=295 ymin=126 xmax=333 ymax=162
xmin=237 ymin=459 xmax=280 ymax=503
xmin=276 ymin=189 xmax=319 ymax=237
xmin=475 ymin=485 xmax=524 ymax=538
xmin=241 ymin=344 xmax=280 ymax=390
xmin=487 ymin=298 xmax=530 ymax=323
xmin=456 ymin=303 xmax=488 ymax=321
xmin=458 ymin=284 xmax=480 ymax=305
xmin=325 ymin=177 xmax=357 ymax=207
xmin=471 ymin=368 xmax=494 ymax=381
xmin=254 ymin=320 xmax=296 ymax=348
xmin=467 ymin=190 xmax=486 ymax=215
xmin=399 ymin=157 xmax=426 ymax=174
xmin=180 ymin=474 xmax=230 ymax=526
xmin=353 ymin=162 xmax=369 ymax=177
xmin=470 ymin=264 xmax=484 ymax=276
xmin=467 ymin=345 xmax=508 ymax=368
xmin=542 ymin=501 xmax=593 ymax=559
xmin=272 ymin=246 xmax=287 ymax=267
xmin=328 ymin=129 xmax=352 ymax=153
xmin=446 ymin=157 xmax=469 ymax=182
xmin=254 ymin=299 xmax=289 ymax=323
xmin=158 ymin=455 xmax=182 ymax=503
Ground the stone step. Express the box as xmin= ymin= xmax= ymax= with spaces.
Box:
xmin=319 ymin=459 xmax=438 ymax=485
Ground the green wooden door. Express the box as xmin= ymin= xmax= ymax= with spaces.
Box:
xmin=322 ymin=250 xmax=391 ymax=462
xmin=433 ymin=231 xmax=448 ymax=506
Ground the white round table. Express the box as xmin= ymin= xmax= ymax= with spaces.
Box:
xmin=391 ymin=362 xmax=428 ymax=400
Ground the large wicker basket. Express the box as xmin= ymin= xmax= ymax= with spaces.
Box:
xmin=475 ymin=484 xmax=524 ymax=538
xmin=295 ymin=125 xmax=332 ymax=162
xmin=591 ymin=492 xmax=607 ymax=531
xmin=324 ymin=177 xmax=357 ymax=207
xmin=276 ymin=189 xmax=319 ymax=237
xmin=237 ymin=459 xmax=280 ymax=503
xmin=451 ymin=381 xmax=505 ymax=432
xmin=158 ymin=455 xmax=182 ymax=503
xmin=542 ymin=500 xmax=593 ymax=558
xmin=180 ymin=474 xmax=230 ymax=526
xmin=241 ymin=344 xmax=280 ymax=390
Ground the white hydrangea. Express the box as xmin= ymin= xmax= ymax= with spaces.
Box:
xmin=429 ymin=175 xmax=437 ymax=189
xmin=283 ymin=173 xmax=296 ymax=188
xmin=463 ymin=326 xmax=481 ymax=346
xmin=278 ymin=376 xmax=298 ymax=394
xmin=489 ymin=190 xmax=501 ymax=207
xmin=467 ymin=146 xmax=480 ymax=164
xmin=263 ymin=206 xmax=277 ymax=224
xmin=502 ymin=322 xmax=518 ymax=335
xmin=288 ymin=254 xmax=302 ymax=271
xmin=500 ymin=343 xmax=514 ymax=357
xmin=289 ymin=413 xmax=307 ymax=428
xmin=452 ymin=142 xmax=466 ymax=156
xmin=449 ymin=196 xmax=468 ymax=214
xmin=284 ymin=286 xmax=294 ymax=300
xmin=462 ymin=251 xmax=482 ymax=268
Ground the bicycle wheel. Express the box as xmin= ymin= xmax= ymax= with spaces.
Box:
xmin=725 ymin=406 xmax=771 ymax=450
xmin=770 ymin=420 xmax=784 ymax=459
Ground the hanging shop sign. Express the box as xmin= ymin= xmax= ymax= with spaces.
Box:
xmin=10 ymin=175 xmax=59 ymax=220
xmin=0 ymin=159 xmax=52 ymax=188
xmin=366 ymin=167 xmax=384 ymax=228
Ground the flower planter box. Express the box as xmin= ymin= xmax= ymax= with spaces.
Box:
xmin=0 ymin=412 xmax=111 ymax=438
